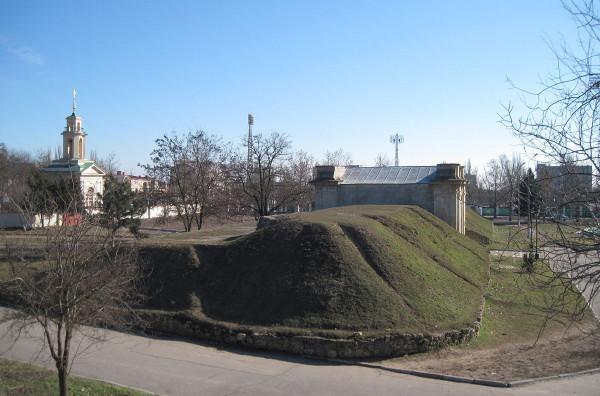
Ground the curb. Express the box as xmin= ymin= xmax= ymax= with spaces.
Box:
xmin=81 ymin=376 xmax=163 ymax=395
xmin=508 ymin=367 xmax=600 ymax=387
xmin=351 ymin=361 xmax=508 ymax=387
xmin=330 ymin=358 xmax=600 ymax=388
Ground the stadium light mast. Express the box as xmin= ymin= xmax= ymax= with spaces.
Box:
xmin=390 ymin=133 xmax=404 ymax=166
xmin=247 ymin=114 xmax=254 ymax=167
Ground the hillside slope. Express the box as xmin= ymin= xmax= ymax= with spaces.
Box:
xmin=465 ymin=208 xmax=493 ymax=245
xmin=142 ymin=205 xmax=489 ymax=334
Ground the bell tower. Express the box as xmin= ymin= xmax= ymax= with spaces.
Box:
xmin=61 ymin=89 xmax=87 ymax=160
xmin=43 ymin=89 xmax=106 ymax=209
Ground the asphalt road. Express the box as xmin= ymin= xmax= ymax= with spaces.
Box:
xmin=1 ymin=316 xmax=599 ymax=396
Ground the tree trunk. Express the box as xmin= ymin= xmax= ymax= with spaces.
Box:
xmin=508 ymin=190 xmax=513 ymax=221
xmin=58 ymin=366 xmax=69 ymax=396
xmin=183 ymin=215 xmax=192 ymax=232
xmin=196 ymin=210 xmax=204 ymax=230
xmin=493 ymin=188 xmax=498 ymax=219
xmin=58 ymin=327 xmax=72 ymax=396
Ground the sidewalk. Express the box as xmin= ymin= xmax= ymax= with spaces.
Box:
xmin=2 ymin=314 xmax=599 ymax=396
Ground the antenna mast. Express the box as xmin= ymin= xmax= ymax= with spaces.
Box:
xmin=390 ymin=133 xmax=404 ymax=166
xmin=247 ymin=114 xmax=254 ymax=167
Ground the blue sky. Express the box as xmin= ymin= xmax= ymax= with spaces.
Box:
xmin=0 ymin=1 xmax=579 ymax=174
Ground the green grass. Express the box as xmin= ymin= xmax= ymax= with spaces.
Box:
xmin=470 ymin=218 xmax=596 ymax=347
xmin=0 ymin=357 xmax=152 ymax=396
xmin=422 ymin=213 xmax=594 ymax=347
xmin=485 ymin=218 xmax=599 ymax=251
xmin=471 ymin=255 xmax=594 ymax=347
xmin=465 ymin=209 xmax=494 ymax=245
xmin=140 ymin=205 xmax=489 ymax=335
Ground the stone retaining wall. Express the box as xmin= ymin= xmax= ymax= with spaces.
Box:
xmin=144 ymin=310 xmax=483 ymax=359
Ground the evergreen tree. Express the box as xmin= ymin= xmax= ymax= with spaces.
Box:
xmin=25 ymin=173 xmax=82 ymax=226
xmin=98 ymin=176 xmax=146 ymax=243
xmin=518 ymin=168 xmax=542 ymax=217
xmin=49 ymin=176 xmax=83 ymax=214
xmin=25 ymin=172 xmax=53 ymax=222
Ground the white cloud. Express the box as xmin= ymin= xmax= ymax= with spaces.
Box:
xmin=8 ymin=45 xmax=45 ymax=66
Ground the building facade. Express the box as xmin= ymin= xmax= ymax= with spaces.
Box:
xmin=536 ymin=163 xmax=594 ymax=217
xmin=311 ymin=163 xmax=467 ymax=234
xmin=536 ymin=163 xmax=593 ymax=193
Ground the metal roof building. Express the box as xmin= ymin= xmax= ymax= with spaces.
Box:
xmin=311 ymin=164 xmax=467 ymax=234
xmin=338 ymin=166 xmax=438 ymax=185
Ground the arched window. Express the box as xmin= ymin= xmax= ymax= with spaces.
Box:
xmin=86 ymin=187 xmax=95 ymax=207
xmin=78 ymin=138 xmax=83 ymax=158
xmin=67 ymin=139 xmax=72 ymax=157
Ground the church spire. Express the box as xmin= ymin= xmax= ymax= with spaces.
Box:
xmin=72 ymin=89 xmax=77 ymax=115
xmin=63 ymin=90 xmax=86 ymax=159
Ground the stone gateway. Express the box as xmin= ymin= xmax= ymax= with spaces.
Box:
xmin=311 ymin=163 xmax=467 ymax=234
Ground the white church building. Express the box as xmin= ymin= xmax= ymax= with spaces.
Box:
xmin=42 ymin=90 xmax=106 ymax=208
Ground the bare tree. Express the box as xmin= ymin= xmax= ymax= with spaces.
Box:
xmin=501 ymin=0 xmax=600 ymax=180
xmin=141 ymin=130 xmax=231 ymax=231
xmin=33 ymin=147 xmax=52 ymax=167
xmin=231 ymin=131 xmax=310 ymax=217
xmin=1 ymin=213 xmax=143 ymax=396
xmin=501 ymin=0 xmax=600 ymax=319
xmin=374 ymin=153 xmax=391 ymax=167
xmin=482 ymin=158 xmax=504 ymax=218
xmin=319 ymin=148 xmax=353 ymax=166
xmin=0 ymin=145 xmax=39 ymax=214
xmin=90 ymin=150 xmax=120 ymax=175
xmin=463 ymin=159 xmax=482 ymax=206
xmin=284 ymin=150 xmax=315 ymax=211
xmin=499 ymin=153 xmax=526 ymax=221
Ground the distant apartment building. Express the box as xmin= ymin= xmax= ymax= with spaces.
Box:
xmin=536 ymin=163 xmax=592 ymax=193
xmin=535 ymin=163 xmax=594 ymax=216
xmin=115 ymin=171 xmax=166 ymax=194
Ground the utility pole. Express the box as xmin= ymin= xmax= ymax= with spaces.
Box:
xmin=247 ymin=114 xmax=254 ymax=168
xmin=390 ymin=134 xmax=404 ymax=166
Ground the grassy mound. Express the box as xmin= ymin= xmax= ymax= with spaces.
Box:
xmin=142 ymin=205 xmax=489 ymax=334
xmin=465 ymin=208 xmax=493 ymax=245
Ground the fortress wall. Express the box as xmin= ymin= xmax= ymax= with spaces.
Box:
xmin=142 ymin=307 xmax=483 ymax=359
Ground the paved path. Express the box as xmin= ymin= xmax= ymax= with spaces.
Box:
xmin=1 ymin=319 xmax=599 ymax=396
xmin=492 ymin=248 xmax=600 ymax=319
xmin=540 ymin=247 xmax=600 ymax=320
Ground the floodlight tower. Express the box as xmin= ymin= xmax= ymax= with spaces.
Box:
xmin=390 ymin=133 xmax=404 ymax=166
xmin=247 ymin=114 xmax=254 ymax=167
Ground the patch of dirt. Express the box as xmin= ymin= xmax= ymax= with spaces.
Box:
xmin=372 ymin=325 xmax=600 ymax=382
xmin=139 ymin=215 xmax=253 ymax=232
xmin=137 ymin=216 xmax=257 ymax=242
